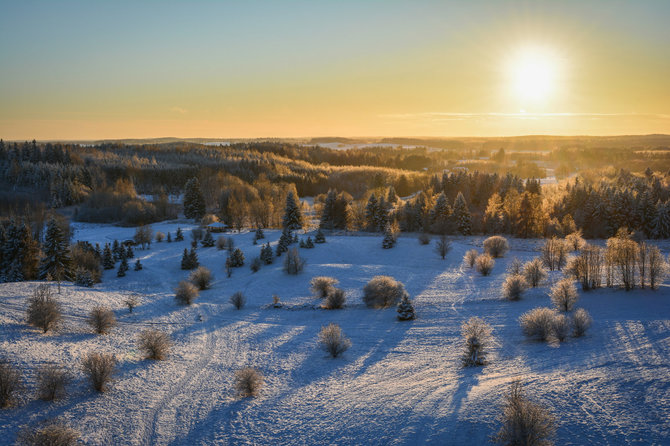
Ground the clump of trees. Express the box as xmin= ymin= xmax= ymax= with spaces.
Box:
xmin=36 ymin=364 xmax=69 ymax=401
xmin=310 ymin=277 xmax=339 ymax=298
xmin=483 ymin=236 xmax=509 ymax=258
xmin=0 ymin=358 xmax=21 ymax=407
xmin=189 ymin=266 xmax=213 ymax=290
xmin=523 ymin=258 xmax=546 ymax=288
xmin=17 ymin=419 xmax=80 ymax=446
xmin=323 ymin=288 xmax=347 ymax=310
xmin=284 ymin=248 xmax=305 ymax=275
xmin=550 ymin=279 xmax=578 ymax=312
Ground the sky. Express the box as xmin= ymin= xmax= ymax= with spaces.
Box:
xmin=1 ymin=0 xmax=669 ymax=140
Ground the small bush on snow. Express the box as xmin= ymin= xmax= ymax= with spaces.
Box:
xmin=88 ymin=306 xmax=116 ymax=335
xmin=397 ymin=295 xmax=416 ymax=321
xmin=235 ymin=367 xmax=264 ymax=398
xmin=483 ymin=236 xmax=509 ymax=258
xmin=26 ymin=284 xmax=62 ymax=334
xmin=494 ymin=381 xmax=555 ymax=446
xmin=507 ymin=257 xmax=522 ymax=275
xmin=418 ymin=233 xmax=431 ymax=245
xmin=175 ymin=281 xmax=199 ymax=305
xmin=319 ymin=323 xmax=351 ymax=358
xmin=17 ymin=419 xmax=80 ymax=446
xmin=552 ymin=313 xmax=571 ymax=342
xmin=523 ymin=258 xmax=547 ymax=287
xmin=475 ymin=254 xmax=495 ymax=276
xmin=461 ymin=317 xmax=493 ymax=366
xmin=323 ymin=289 xmax=346 ymax=310
xmin=138 ymin=329 xmax=172 ymax=360
xmin=572 ymin=308 xmax=592 ymax=337
xmin=502 ymin=274 xmax=527 ymax=301
xmin=36 ymin=364 xmax=69 ymax=401
xmin=565 ymin=231 xmax=586 ymax=251
xmin=81 ymin=352 xmax=116 ymax=393
xmin=362 ymin=275 xmax=408 ymax=308
xmin=519 ymin=307 xmax=557 ymax=342
xmin=230 ymin=291 xmax=246 ymax=310
xmin=0 ymin=358 xmax=21 ymax=408
xmin=189 ymin=266 xmax=213 ymax=290
xmin=550 ymin=279 xmax=578 ymax=312
xmin=284 ymin=248 xmax=305 ymax=275
xmin=310 ymin=276 xmax=339 ymax=298
xmin=464 ymin=249 xmax=478 ymax=268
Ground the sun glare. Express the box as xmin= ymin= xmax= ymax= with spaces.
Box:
xmin=508 ymin=46 xmax=559 ymax=104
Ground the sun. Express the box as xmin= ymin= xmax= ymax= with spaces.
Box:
xmin=508 ymin=46 xmax=559 ymax=104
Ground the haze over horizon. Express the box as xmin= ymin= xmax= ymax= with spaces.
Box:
xmin=2 ymin=0 xmax=669 ymax=140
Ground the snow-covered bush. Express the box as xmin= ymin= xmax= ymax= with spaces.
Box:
xmin=74 ymin=267 xmax=94 ymax=287
xmin=319 ymin=323 xmax=351 ymax=358
xmin=189 ymin=266 xmax=213 ymax=290
xmin=572 ymin=308 xmax=592 ymax=337
xmin=235 ymin=367 xmax=264 ymax=398
xmin=26 ymin=284 xmax=62 ymax=334
xmin=138 ymin=329 xmax=172 ymax=360
xmin=464 ymin=249 xmax=478 ymax=268
xmin=88 ymin=306 xmax=116 ymax=335
xmin=363 ymin=275 xmax=408 ymax=308
xmin=519 ymin=307 xmax=557 ymax=342
xmin=494 ymin=381 xmax=555 ymax=446
xmin=523 ymin=258 xmax=547 ymax=287
xmin=230 ymin=291 xmax=246 ymax=310
xmin=323 ymin=289 xmax=346 ymax=309
xmin=0 ymin=358 xmax=21 ymax=407
xmin=397 ymin=296 xmax=415 ymax=321
xmin=418 ymin=233 xmax=431 ymax=245
xmin=507 ymin=257 xmax=522 ymax=275
xmin=541 ymin=237 xmax=567 ymax=271
xmin=36 ymin=363 xmax=69 ymax=401
xmin=435 ymin=235 xmax=451 ymax=259
xmin=484 ymin=236 xmax=509 ymax=258
xmin=552 ymin=313 xmax=570 ymax=342
xmin=550 ymin=279 xmax=578 ymax=312
xmin=502 ymin=274 xmax=527 ymax=301
xmin=461 ymin=317 xmax=492 ymax=366
xmin=565 ymin=231 xmax=586 ymax=251
xmin=17 ymin=419 xmax=80 ymax=446
xmin=475 ymin=254 xmax=495 ymax=276
xmin=175 ymin=281 xmax=199 ymax=305
xmin=124 ymin=295 xmax=139 ymax=313
xmin=284 ymin=248 xmax=305 ymax=275
xmin=81 ymin=352 xmax=116 ymax=392
xmin=311 ymin=276 xmax=339 ymax=298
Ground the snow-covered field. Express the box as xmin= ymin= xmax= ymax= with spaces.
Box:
xmin=1 ymin=223 xmax=669 ymax=445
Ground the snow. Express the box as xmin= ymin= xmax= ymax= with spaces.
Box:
xmin=1 ymin=225 xmax=669 ymax=444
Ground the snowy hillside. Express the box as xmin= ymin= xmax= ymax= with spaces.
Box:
xmin=1 ymin=223 xmax=669 ymax=445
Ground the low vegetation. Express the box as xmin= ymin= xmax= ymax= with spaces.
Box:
xmin=81 ymin=352 xmax=116 ymax=393
xmin=235 ymin=367 xmax=264 ymax=398
xmin=363 ymin=275 xmax=408 ymax=308
xmin=319 ymin=323 xmax=351 ymax=358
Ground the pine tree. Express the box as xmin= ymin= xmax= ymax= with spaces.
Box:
xmin=305 ymin=236 xmax=314 ymax=248
xmin=183 ymin=177 xmax=206 ymax=220
xmin=299 ymin=239 xmax=306 ymax=248
xmin=117 ymin=257 xmax=129 ymax=277
xmin=75 ymin=268 xmax=94 ymax=287
xmin=181 ymin=248 xmax=191 ymax=270
xmin=112 ymin=239 xmax=121 ymax=261
xmin=397 ymin=296 xmax=415 ymax=320
xmin=653 ymin=201 xmax=670 ymax=238
xmin=175 ymin=227 xmax=184 ymax=241
xmin=40 ymin=218 xmax=73 ymax=282
xmin=188 ymin=247 xmax=199 ymax=269
xmin=201 ymin=230 xmax=215 ymax=247
xmin=230 ymin=248 xmax=245 ymax=267
xmin=452 ymin=192 xmax=472 ymax=235
xmin=260 ymin=243 xmax=274 ymax=264
xmin=134 ymin=259 xmax=143 ymax=271
xmin=125 ymin=245 xmax=134 ymax=259
xmin=382 ymin=225 xmax=396 ymax=249
xmin=255 ymin=227 xmax=265 ymax=240
xmin=365 ymin=194 xmax=379 ymax=231
xmin=431 ymin=192 xmax=452 ymax=234
xmin=276 ymin=228 xmax=291 ymax=256
xmin=102 ymin=243 xmax=115 ymax=270
xmin=167 ymin=232 xmax=172 ymax=242
xmin=282 ymin=191 xmax=303 ymax=231
xmin=320 ymin=190 xmax=337 ymax=230
xmin=314 ymin=229 xmax=326 ymax=243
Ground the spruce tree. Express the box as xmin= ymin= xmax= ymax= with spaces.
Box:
xmin=167 ymin=232 xmax=172 ymax=243
xmin=382 ymin=225 xmax=396 ymax=249
xmin=183 ymin=177 xmax=206 ymax=220
xmin=431 ymin=192 xmax=452 ymax=233
xmin=397 ymin=296 xmax=415 ymax=320
xmin=653 ymin=201 xmax=670 ymax=238
xmin=40 ymin=218 xmax=73 ymax=282
xmin=181 ymin=248 xmax=191 ymax=270
xmin=117 ymin=257 xmax=129 ymax=277
xmin=255 ymin=227 xmax=265 ymax=240
xmin=314 ymin=228 xmax=326 ymax=243
xmin=365 ymin=194 xmax=379 ymax=231
xmin=102 ymin=244 xmax=115 ymax=270
xmin=188 ymin=247 xmax=199 ymax=269
xmin=201 ymin=230 xmax=215 ymax=247
xmin=305 ymin=236 xmax=314 ymax=248
xmin=112 ymin=240 xmax=121 ymax=261
xmin=125 ymin=245 xmax=134 ymax=259
xmin=276 ymin=228 xmax=291 ymax=256
xmin=134 ymin=259 xmax=143 ymax=271
xmin=299 ymin=239 xmax=306 ymax=248
xmin=261 ymin=243 xmax=274 ymax=264
xmin=175 ymin=227 xmax=184 ymax=241
xmin=452 ymin=192 xmax=472 ymax=235
xmin=282 ymin=191 xmax=303 ymax=231
xmin=320 ymin=190 xmax=337 ymax=230
xmin=230 ymin=248 xmax=245 ymax=267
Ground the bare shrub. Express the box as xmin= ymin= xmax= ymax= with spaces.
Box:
xmin=155 ymin=231 xmax=165 ymax=243
xmin=235 ymin=367 xmax=264 ymax=398
xmin=323 ymin=288 xmax=346 ymax=309
xmin=284 ymin=247 xmax=305 ymax=275
xmin=81 ymin=352 xmax=116 ymax=392
xmin=362 ymin=275 xmax=408 ymax=308
xmin=566 ymin=244 xmax=603 ymax=291
xmin=565 ymin=231 xmax=586 ymax=251
xmin=418 ymin=233 xmax=431 ymax=245
xmin=138 ymin=329 xmax=172 ymax=360
xmin=36 ymin=364 xmax=69 ymax=401
xmin=26 ymin=284 xmax=62 ymax=333
xmin=0 ymin=358 xmax=21 ymax=408
xmin=272 ymin=294 xmax=281 ymax=307
xmin=88 ymin=306 xmax=116 ymax=335
xmin=310 ymin=276 xmax=339 ymax=298
xmin=189 ymin=266 xmax=213 ymax=290
xmin=475 ymin=254 xmax=495 ymax=276
xmin=606 ymin=232 xmax=638 ymax=291
xmin=17 ymin=419 xmax=80 ymax=446
xmin=552 ymin=313 xmax=570 ymax=342
xmin=507 ymin=257 xmax=523 ymax=275
xmin=541 ymin=237 xmax=567 ymax=271
xmin=435 ymin=235 xmax=451 ymax=259
xmin=484 ymin=236 xmax=509 ymax=258
xmin=175 ymin=280 xmax=199 ymax=305
xmin=572 ymin=308 xmax=592 ymax=337
xmin=648 ymin=245 xmax=666 ymax=290
xmin=523 ymin=258 xmax=547 ymax=287
xmin=494 ymin=381 xmax=556 ymax=446
xmin=461 ymin=317 xmax=493 ymax=366
xmin=519 ymin=307 xmax=557 ymax=342
xmin=464 ymin=249 xmax=478 ymax=268
xmin=318 ymin=323 xmax=351 ymax=358
xmin=550 ymin=279 xmax=578 ymax=312
xmin=216 ymin=236 xmax=228 ymax=250
xmin=230 ymin=291 xmax=246 ymax=310
xmin=124 ymin=295 xmax=140 ymax=313
xmin=502 ymin=274 xmax=527 ymax=301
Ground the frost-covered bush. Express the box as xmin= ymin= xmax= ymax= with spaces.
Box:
xmin=230 ymin=291 xmax=246 ymax=310
xmin=81 ymin=352 xmax=116 ymax=392
xmin=519 ymin=307 xmax=557 ymax=342
xmin=189 ymin=266 xmax=213 ymax=290
xmin=124 ymin=295 xmax=139 ymax=313
xmin=507 ymin=257 xmax=522 ymax=275
xmin=550 ymin=279 xmax=578 ymax=312
xmin=319 ymin=323 xmax=351 ymax=358
xmin=475 ymin=254 xmax=495 ymax=276
xmin=396 ymin=295 xmax=415 ymax=320
xmin=26 ymin=284 xmax=62 ymax=334
xmin=572 ymin=308 xmax=592 ymax=337
xmin=494 ymin=381 xmax=555 ymax=446
xmin=284 ymin=248 xmax=305 ymax=275
xmin=175 ymin=281 xmax=199 ymax=305
xmin=74 ymin=267 xmax=94 ymax=287
xmin=235 ymin=367 xmax=264 ymax=398
xmin=552 ymin=313 xmax=570 ymax=342
xmin=565 ymin=231 xmax=586 ymax=251
xmin=502 ymin=274 xmax=527 ymax=301
xmin=155 ymin=231 xmax=165 ymax=243
xmin=0 ymin=358 xmax=21 ymax=408
xmin=464 ymin=249 xmax=478 ymax=268
xmin=310 ymin=276 xmax=339 ymax=298
xmin=435 ymin=235 xmax=451 ymax=259
xmin=461 ymin=317 xmax=492 ymax=366
xmin=523 ymin=258 xmax=547 ymax=288
xmin=17 ymin=419 xmax=80 ymax=446
xmin=138 ymin=329 xmax=172 ymax=360
xmin=323 ymin=289 xmax=346 ymax=310
xmin=88 ymin=306 xmax=116 ymax=335
xmin=36 ymin=364 xmax=69 ymax=401
xmin=363 ymin=275 xmax=408 ymax=308
xmin=484 ymin=236 xmax=509 ymax=258
xmin=418 ymin=233 xmax=431 ymax=245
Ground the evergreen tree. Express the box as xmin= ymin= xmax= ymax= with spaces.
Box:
xmin=75 ymin=268 xmax=94 ymax=287
xmin=39 ymin=218 xmax=73 ymax=282
xmin=181 ymin=248 xmax=191 ymax=270
xmin=282 ymin=191 xmax=303 ymax=231
xmin=125 ymin=245 xmax=134 ymax=259
xmin=102 ymin=244 xmax=115 ymax=270
xmin=260 ymin=243 xmax=274 ymax=264
xmin=188 ymin=247 xmax=199 ymax=269
xmin=112 ymin=239 xmax=121 ymax=261
xmin=314 ymin=229 xmax=326 ymax=243
xmin=452 ymin=192 xmax=472 ymax=235
xmin=134 ymin=259 xmax=143 ymax=271
xmin=365 ymin=194 xmax=379 ymax=231
xmin=305 ymin=236 xmax=314 ymax=248
xmin=397 ymin=296 xmax=415 ymax=321
xmin=320 ymin=190 xmax=337 ymax=230
xmin=175 ymin=227 xmax=184 ymax=241
xmin=183 ymin=177 xmax=206 ymax=220
xmin=387 ymin=186 xmax=399 ymax=204
xmin=276 ymin=228 xmax=291 ymax=256
xmin=255 ymin=227 xmax=265 ymax=240
xmin=653 ymin=201 xmax=670 ymax=238
xmin=431 ymin=192 xmax=452 ymax=234
xmin=638 ymin=191 xmax=657 ymax=237
xmin=299 ymin=239 xmax=306 ymax=248
xmin=382 ymin=225 xmax=396 ymax=249
xmin=117 ymin=257 xmax=129 ymax=277
xmin=167 ymin=232 xmax=172 ymax=242
xmin=201 ymin=230 xmax=215 ymax=247
xmin=229 ymin=248 xmax=245 ymax=267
